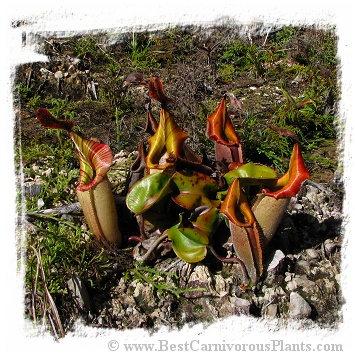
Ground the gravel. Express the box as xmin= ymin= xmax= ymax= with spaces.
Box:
xmin=83 ymin=177 xmax=344 ymax=331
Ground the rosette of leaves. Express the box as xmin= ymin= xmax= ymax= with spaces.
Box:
xmin=126 ymin=76 xmax=310 ymax=285
xmin=35 ymin=75 xmax=309 ymax=285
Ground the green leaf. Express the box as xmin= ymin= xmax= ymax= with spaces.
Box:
xmin=171 ymin=170 xmax=219 ymax=210
xmin=126 ymin=172 xmax=173 ymax=214
xmin=168 ymin=225 xmax=209 ymax=263
xmin=223 ymin=162 xmax=277 ymax=186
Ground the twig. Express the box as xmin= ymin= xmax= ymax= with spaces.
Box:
xmin=26 ymin=213 xmax=82 ymax=233
xmin=162 ymin=258 xmax=184 ymax=272
xmin=275 ymin=47 xmax=297 ymax=53
xmin=32 ymin=246 xmax=65 ymax=338
xmin=28 ymin=202 xmax=82 ymax=215
xmin=199 ymin=39 xmax=224 ymax=66
xmin=88 ymin=80 xmax=98 ymax=100
xmin=48 ymin=314 xmax=60 ymax=340
xmin=305 ymin=179 xmax=333 ymax=194
xmin=262 ymin=27 xmax=271 ymax=47
xmin=31 ymin=256 xmax=40 ymax=322
xmin=135 ymin=233 xmax=168 ymax=263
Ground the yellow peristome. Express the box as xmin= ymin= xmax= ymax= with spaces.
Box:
xmin=146 ymin=109 xmax=189 ymax=170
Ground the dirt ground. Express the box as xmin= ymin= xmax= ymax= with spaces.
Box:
xmin=14 ymin=24 xmax=344 ymax=336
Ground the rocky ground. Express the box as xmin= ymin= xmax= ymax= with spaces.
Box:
xmin=79 ymin=163 xmax=344 ymax=332
xmin=21 ymin=150 xmax=344 ymax=333
xmin=15 ymin=25 xmax=344 ymax=336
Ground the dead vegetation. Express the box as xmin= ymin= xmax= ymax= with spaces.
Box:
xmin=14 ymin=24 xmax=343 ymax=337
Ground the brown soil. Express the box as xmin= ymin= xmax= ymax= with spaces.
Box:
xmin=14 ymin=25 xmax=343 ymax=336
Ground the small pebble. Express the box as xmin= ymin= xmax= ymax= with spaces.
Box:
xmin=295 ymin=260 xmax=311 ymax=276
xmin=263 ymin=303 xmax=278 ymax=318
xmin=284 ymin=273 xmax=293 ymax=283
xmin=306 ymin=248 xmax=320 ymax=260
xmin=289 ymin=292 xmax=312 ymax=319
xmin=291 ymin=74 xmax=303 ymax=84
xmin=324 ymin=239 xmax=340 ymax=255
xmin=266 ymin=249 xmax=285 ymax=272
xmin=54 ymin=70 xmax=64 ymax=80
xmin=37 ymin=198 xmax=44 ymax=210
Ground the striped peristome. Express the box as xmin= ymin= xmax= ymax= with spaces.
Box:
xmin=69 ymin=131 xmax=113 ymax=191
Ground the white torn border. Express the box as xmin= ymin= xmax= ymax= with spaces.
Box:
xmin=1 ymin=0 xmax=354 ymax=355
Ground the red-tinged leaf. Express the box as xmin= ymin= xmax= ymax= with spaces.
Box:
xmin=124 ymin=141 xmax=147 ymax=193
xmin=126 ymin=171 xmax=173 ymax=215
xmin=267 ymin=124 xmax=299 ymax=142
xmin=171 ymin=170 xmax=219 ymax=210
xmin=206 ymin=97 xmax=243 ymax=164
xmin=175 ymin=156 xmax=213 ymax=176
xmin=70 ymin=131 xmax=113 ymax=191
xmin=264 ymin=142 xmax=310 ymax=199
xmin=230 ymin=221 xmax=263 ymax=284
xmin=220 ymin=178 xmax=255 ymax=227
xmin=36 ymin=108 xmax=74 ymax=131
xmin=143 ymin=101 xmax=200 ymax=166
xmin=146 ymin=109 xmax=189 ymax=171
xmin=296 ymin=98 xmax=314 ymax=109
xmin=190 ymin=206 xmax=220 ymax=238
xmin=130 ymin=141 xmax=147 ymax=176
xmin=206 ymin=98 xmax=241 ymax=146
xmin=180 ymin=142 xmax=203 ymax=163
xmin=148 ymin=76 xmax=173 ymax=107
xmin=228 ymin=162 xmax=244 ymax=170
xmin=145 ymin=109 xmax=159 ymax=135
xmin=214 ymin=141 xmax=244 ymax=166
xmin=144 ymin=106 xmax=200 ymax=166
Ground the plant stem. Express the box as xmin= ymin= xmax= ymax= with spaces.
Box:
xmin=207 ymin=245 xmax=249 ymax=283
xmin=135 ymin=233 xmax=168 ymax=263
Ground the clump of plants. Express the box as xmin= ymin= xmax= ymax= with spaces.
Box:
xmin=36 ymin=76 xmax=310 ymax=285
